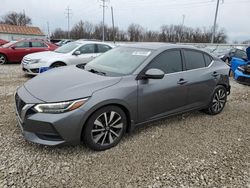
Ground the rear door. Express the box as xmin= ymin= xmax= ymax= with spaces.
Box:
xmin=96 ymin=44 xmax=112 ymax=57
xmin=31 ymin=41 xmax=49 ymax=53
xmin=182 ymin=49 xmax=216 ymax=109
xmin=138 ymin=49 xmax=188 ymax=122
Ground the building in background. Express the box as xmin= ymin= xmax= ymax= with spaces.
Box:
xmin=0 ymin=24 xmax=45 ymax=41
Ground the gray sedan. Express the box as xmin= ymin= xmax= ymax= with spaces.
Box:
xmin=15 ymin=43 xmax=230 ymax=151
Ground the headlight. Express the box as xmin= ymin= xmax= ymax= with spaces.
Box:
xmin=34 ymin=98 xmax=88 ymax=113
xmin=237 ymin=66 xmax=245 ymax=72
xmin=30 ymin=59 xmax=41 ymax=64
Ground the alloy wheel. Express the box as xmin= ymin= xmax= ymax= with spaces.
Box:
xmin=0 ymin=55 xmax=6 ymax=65
xmin=91 ymin=111 xmax=123 ymax=146
xmin=212 ymin=88 xmax=226 ymax=113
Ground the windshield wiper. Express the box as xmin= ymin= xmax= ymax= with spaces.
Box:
xmin=89 ymin=68 xmax=106 ymax=76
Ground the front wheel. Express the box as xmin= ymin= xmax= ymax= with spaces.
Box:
xmin=203 ymin=85 xmax=227 ymax=115
xmin=0 ymin=54 xmax=7 ymax=65
xmin=82 ymin=106 xmax=127 ymax=151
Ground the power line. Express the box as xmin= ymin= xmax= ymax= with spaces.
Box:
xmin=65 ymin=6 xmax=72 ymax=39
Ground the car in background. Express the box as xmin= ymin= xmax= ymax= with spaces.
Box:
xmin=55 ymin=39 xmax=75 ymax=46
xmin=212 ymin=47 xmax=247 ymax=65
xmin=15 ymin=44 xmax=230 ymax=150
xmin=0 ymin=39 xmax=57 ymax=65
xmin=22 ymin=41 xmax=114 ymax=75
xmin=231 ymin=46 xmax=250 ymax=85
xmin=0 ymin=39 xmax=8 ymax=46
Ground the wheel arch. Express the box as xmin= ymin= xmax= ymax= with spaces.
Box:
xmin=50 ymin=61 xmax=67 ymax=67
xmin=80 ymin=101 xmax=133 ymax=141
xmin=0 ymin=53 xmax=8 ymax=63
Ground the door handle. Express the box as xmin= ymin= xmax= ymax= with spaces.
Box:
xmin=212 ymin=71 xmax=219 ymax=77
xmin=177 ymin=78 xmax=188 ymax=85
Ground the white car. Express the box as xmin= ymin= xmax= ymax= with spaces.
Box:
xmin=22 ymin=40 xmax=114 ymax=75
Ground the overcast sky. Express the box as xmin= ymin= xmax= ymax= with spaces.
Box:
xmin=1 ymin=0 xmax=250 ymax=42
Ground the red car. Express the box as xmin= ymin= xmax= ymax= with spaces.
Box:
xmin=0 ymin=39 xmax=57 ymax=64
xmin=0 ymin=39 xmax=8 ymax=46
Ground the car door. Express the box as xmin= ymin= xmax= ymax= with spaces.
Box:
xmin=10 ymin=41 xmax=31 ymax=62
xmin=182 ymin=49 xmax=216 ymax=109
xmin=31 ymin=41 xmax=49 ymax=53
xmin=70 ymin=44 xmax=96 ymax=65
xmin=138 ymin=49 xmax=188 ymax=122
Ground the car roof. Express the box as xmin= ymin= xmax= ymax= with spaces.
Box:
xmin=120 ymin=42 xmax=197 ymax=51
xmin=75 ymin=40 xmax=115 ymax=47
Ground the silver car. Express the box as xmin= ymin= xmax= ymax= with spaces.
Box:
xmin=15 ymin=43 xmax=230 ymax=151
xmin=22 ymin=40 xmax=114 ymax=75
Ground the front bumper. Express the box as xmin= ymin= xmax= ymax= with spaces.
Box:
xmin=234 ymin=69 xmax=250 ymax=85
xmin=21 ymin=61 xmax=50 ymax=75
xmin=15 ymin=87 xmax=86 ymax=146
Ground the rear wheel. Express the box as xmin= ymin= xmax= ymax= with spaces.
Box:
xmin=83 ymin=106 xmax=127 ymax=151
xmin=204 ymin=85 xmax=227 ymax=115
xmin=50 ymin=62 xmax=66 ymax=68
xmin=0 ymin=54 xmax=7 ymax=65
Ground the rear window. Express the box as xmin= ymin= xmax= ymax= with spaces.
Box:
xmin=204 ymin=54 xmax=213 ymax=67
xmin=184 ymin=50 xmax=206 ymax=70
xmin=32 ymin=42 xmax=47 ymax=48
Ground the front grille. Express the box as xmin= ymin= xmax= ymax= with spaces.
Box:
xmin=30 ymin=68 xmax=39 ymax=73
xmin=15 ymin=94 xmax=26 ymax=116
xmin=237 ymin=76 xmax=250 ymax=84
xmin=243 ymin=66 xmax=250 ymax=75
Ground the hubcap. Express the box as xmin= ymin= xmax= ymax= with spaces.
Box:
xmin=0 ymin=55 xmax=6 ymax=64
xmin=212 ymin=89 xmax=226 ymax=112
xmin=91 ymin=111 xmax=123 ymax=145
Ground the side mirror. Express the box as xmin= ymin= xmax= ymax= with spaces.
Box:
xmin=11 ymin=46 xmax=16 ymax=50
xmin=143 ymin=68 xmax=165 ymax=79
xmin=73 ymin=50 xmax=81 ymax=56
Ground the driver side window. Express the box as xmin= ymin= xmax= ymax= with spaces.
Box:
xmin=15 ymin=42 xmax=30 ymax=48
xmin=147 ymin=50 xmax=183 ymax=74
xmin=78 ymin=44 xmax=95 ymax=54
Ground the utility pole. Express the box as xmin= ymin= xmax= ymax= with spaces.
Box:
xmin=211 ymin=0 xmax=222 ymax=43
xmin=47 ymin=22 xmax=50 ymax=41
xmin=111 ymin=6 xmax=115 ymax=43
xmin=65 ymin=6 xmax=72 ymax=39
xmin=179 ymin=14 xmax=185 ymax=43
xmin=100 ymin=0 xmax=109 ymax=41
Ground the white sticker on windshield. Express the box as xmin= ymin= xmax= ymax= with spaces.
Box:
xmin=132 ymin=51 xmax=151 ymax=56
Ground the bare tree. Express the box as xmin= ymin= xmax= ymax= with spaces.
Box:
xmin=1 ymin=12 xmax=32 ymax=26
xmin=51 ymin=20 xmax=227 ymax=43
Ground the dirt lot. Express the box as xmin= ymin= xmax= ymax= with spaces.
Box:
xmin=0 ymin=64 xmax=250 ymax=187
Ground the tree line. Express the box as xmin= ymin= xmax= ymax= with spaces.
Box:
xmin=51 ymin=21 xmax=227 ymax=43
xmin=0 ymin=11 xmax=227 ymax=43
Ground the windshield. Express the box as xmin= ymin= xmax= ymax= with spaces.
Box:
xmin=55 ymin=42 xmax=81 ymax=53
xmin=85 ymin=47 xmax=152 ymax=76
xmin=2 ymin=41 xmax=17 ymax=48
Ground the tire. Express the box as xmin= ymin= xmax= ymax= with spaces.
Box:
xmin=50 ymin=62 xmax=66 ymax=68
xmin=83 ymin=106 xmax=127 ymax=151
xmin=0 ymin=54 xmax=7 ymax=65
xmin=203 ymin=85 xmax=227 ymax=115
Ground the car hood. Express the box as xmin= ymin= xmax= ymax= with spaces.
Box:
xmin=24 ymin=66 xmax=122 ymax=103
xmin=25 ymin=51 xmax=67 ymax=60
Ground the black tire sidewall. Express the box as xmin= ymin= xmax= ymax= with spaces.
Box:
xmin=83 ymin=106 xmax=127 ymax=151
xmin=208 ymin=85 xmax=227 ymax=115
xmin=50 ymin=62 xmax=65 ymax=68
xmin=0 ymin=54 xmax=7 ymax=65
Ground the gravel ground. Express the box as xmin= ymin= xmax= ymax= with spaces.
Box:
xmin=0 ymin=64 xmax=250 ymax=188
